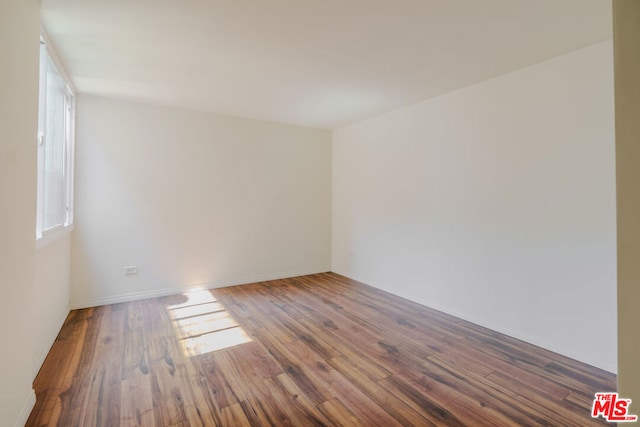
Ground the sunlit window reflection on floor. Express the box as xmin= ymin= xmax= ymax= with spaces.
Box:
xmin=167 ymin=289 xmax=252 ymax=357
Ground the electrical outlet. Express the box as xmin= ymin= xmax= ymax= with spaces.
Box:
xmin=123 ymin=266 xmax=138 ymax=276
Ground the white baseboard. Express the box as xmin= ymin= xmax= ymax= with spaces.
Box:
xmin=15 ymin=389 xmax=35 ymax=427
xmin=70 ymin=268 xmax=330 ymax=309
xmin=71 ymin=285 xmax=211 ymax=309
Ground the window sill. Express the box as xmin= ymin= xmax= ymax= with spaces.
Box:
xmin=36 ymin=224 xmax=74 ymax=250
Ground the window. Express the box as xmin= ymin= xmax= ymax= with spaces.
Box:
xmin=36 ymin=38 xmax=75 ymax=242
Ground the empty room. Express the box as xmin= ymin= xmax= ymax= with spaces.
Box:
xmin=2 ymin=0 xmax=640 ymax=426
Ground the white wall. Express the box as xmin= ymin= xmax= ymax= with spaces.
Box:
xmin=0 ymin=0 xmax=40 ymax=424
xmin=31 ymin=35 xmax=74 ymax=398
xmin=35 ymin=236 xmax=71 ymax=372
xmin=332 ymin=41 xmax=617 ymax=372
xmin=71 ymin=95 xmax=332 ymax=308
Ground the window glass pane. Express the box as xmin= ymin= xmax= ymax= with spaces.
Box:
xmin=43 ymin=58 xmax=66 ymax=230
xmin=36 ymin=39 xmax=75 ymax=240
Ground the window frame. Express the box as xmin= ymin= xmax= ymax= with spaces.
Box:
xmin=36 ymin=33 xmax=76 ymax=249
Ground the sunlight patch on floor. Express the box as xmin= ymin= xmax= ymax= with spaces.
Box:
xmin=168 ymin=289 xmax=252 ymax=356
xmin=181 ymin=326 xmax=253 ymax=356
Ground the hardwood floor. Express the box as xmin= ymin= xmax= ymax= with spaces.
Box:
xmin=27 ymin=272 xmax=616 ymax=426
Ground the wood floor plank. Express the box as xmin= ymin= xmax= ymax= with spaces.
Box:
xmin=59 ymin=307 xmax=110 ymax=426
xmin=316 ymin=398 xmax=363 ymax=427
xmin=120 ymin=377 xmax=155 ymax=427
xmin=328 ymin=356 xmax=453 ymax=426
xmin=28 ymin=272 xmax=616 ymax=426
xmin=262 ymin=375 xmax=330 ymax=426
xmin=484 ymin=371 xmax=604 ymax=427
xmin=444 ymin=394 xmax=522 ymax=427
xmin=27 ymin=310 xmax=89 ymax=427
xmin=220 ymin=403 xmax=252 ymax=427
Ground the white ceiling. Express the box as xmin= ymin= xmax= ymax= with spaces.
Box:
xmin=41 ymin=0 xmax=612 ymax=130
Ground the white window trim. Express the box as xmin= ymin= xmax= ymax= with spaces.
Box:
xmin=39 ymin=30 xmax=76 ymax=95
xmin=36 ymin=29 xmax=76 ymax=249
xmin=36 ymin=223 xmax=75 ymax=250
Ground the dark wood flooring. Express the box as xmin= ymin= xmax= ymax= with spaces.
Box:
xmin=27 ymin=272 xmax=616 ymax=426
